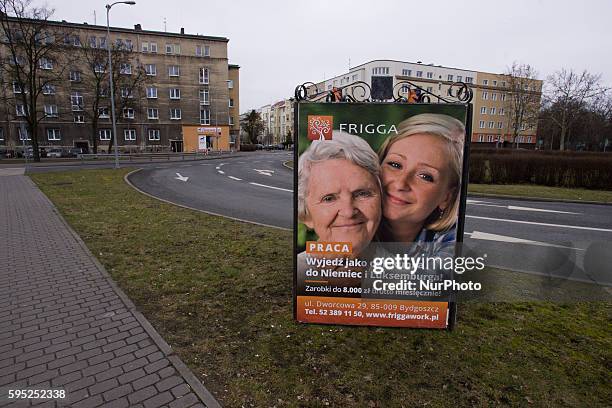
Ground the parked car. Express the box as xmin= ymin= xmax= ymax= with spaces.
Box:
xmin=47 ymin=148 xmax=63 ymax=158
xmin=65 ymin=147 xmax=84 ymax=158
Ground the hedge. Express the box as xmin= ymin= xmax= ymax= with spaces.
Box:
xmin=468 ymin=151 xmax=612 ymax=190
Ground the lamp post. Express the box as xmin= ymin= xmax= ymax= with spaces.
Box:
xmin=106 ymin=1 xmax=135 ymax=169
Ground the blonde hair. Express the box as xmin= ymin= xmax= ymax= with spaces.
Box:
xmin=378 ymin=113 xmax=465 ymax=231
xmin=298 ymin=131 xmax=380 ymax=221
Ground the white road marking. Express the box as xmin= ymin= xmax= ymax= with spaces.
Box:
xmin=180 ymin=165 xmax=191 ymax=167
xmin=254 ymin=169 xmax=274 ymax=176
xmin=466 ymin=215 xmax=612 ymax=233
xmin=467 ymin=199 xmax=580 ymax=214
xmin=215 ymin=166 xmax=220 ymax=170
xmin=249 ymin=182 xmax=292 ymax=192
xmin=175 ymin=173 xmax=189 ymax=182
xmin=228 ymin=176 xmax=242 ymax=181
xmin=465 ymin=230 xmax=583 ymax=250
xmin=200 ymin=163 xmax=212 ymax=166
xmin=218 ymin=170 xmax=225 ymax=174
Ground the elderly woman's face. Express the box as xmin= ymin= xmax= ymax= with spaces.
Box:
xmin=381 ymin=133 xmax=455 ymax=227
xmin=304 ymin=158 xmax=381 ymax=255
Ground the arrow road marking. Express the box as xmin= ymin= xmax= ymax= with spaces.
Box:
xmin=465 ymin=230 xmax=584 ymax=250
xmin=254 ymin=169 xmax=274 ymax=176
xmin=249 ymin=182 xmax=292 ymax=192
xmin=175 ymin=173 xmax=189 ymax=182
xmin=466 ymin=215 xmax=612 ymax=233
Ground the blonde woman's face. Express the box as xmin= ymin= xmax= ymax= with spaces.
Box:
xmin=381 ymin=133 xmax=454 ymax=227
xmin=303 ymin=159 xmax=381 ymax=256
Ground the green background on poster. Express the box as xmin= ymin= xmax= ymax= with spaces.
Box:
xmin=295 ymin=102 xmax=468 ymax=249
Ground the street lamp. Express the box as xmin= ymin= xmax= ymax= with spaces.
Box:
xmin=106 ymin=1 xmax=136 ymax=169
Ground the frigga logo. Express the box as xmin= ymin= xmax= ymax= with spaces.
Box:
xmin=307 ymin=115 xmax=333 ymax=140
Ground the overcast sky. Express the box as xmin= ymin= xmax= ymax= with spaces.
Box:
xmin=37 ymin=0 xmax=612 ymax=111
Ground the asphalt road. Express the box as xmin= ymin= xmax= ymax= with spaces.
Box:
xmin=127 ymin=151 xmax=612 ymax=288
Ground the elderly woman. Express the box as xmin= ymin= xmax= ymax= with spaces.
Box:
xmin=377 ymin=113 xmax=465 ymax=257
xmin=298 ymin=131 xmax=382 ymax=259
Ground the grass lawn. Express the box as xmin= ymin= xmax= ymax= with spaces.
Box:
xmin=469 ymin=184 xmax=612 ymax=203
xmin=31 ymin=169 xmax=611 ymax=408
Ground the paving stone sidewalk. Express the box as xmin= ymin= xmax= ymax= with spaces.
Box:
xmin=0 ymin=175 xmax=220 ymax=408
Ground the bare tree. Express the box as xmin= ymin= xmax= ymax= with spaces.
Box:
xmin=503 ymin=62 xmax=541 ymax=148
xmin=544 ymin=69 xmax=606 ymax=150
xmin=78 ymin=38 xmax=148 ymax=154
xmin=0 ymin=0 xmax=71 ymax=161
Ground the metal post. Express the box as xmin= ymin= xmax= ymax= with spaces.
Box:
xmin=106 ymin=1 xmax=136 ymax=169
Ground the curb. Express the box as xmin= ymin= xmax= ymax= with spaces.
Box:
xmin=468 ymin=192 xmax=612 ymax=206
xmin=125 ymin=168 xmax=291 ymax=231
xmin=27 ymin=175 xmax=222 ymax=408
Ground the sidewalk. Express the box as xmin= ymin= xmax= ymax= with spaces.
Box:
xmin=0 ymin=175 xmax=220 ymax=408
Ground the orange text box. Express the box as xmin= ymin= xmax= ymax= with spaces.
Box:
xmin=297 ymin=296 xmax=448 ymax=329
xmin=306 ymin=241 xmax=352 ymax=255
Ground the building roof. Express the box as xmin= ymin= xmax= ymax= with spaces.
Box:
xmin=4 ymin=15 xmax=229 ymax=42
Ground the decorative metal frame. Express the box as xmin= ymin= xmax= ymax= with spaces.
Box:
xmin=294 ymin=80 xmax=473 ymax=104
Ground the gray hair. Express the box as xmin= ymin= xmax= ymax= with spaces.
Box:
xmin=378 ymin=113 xmax=465 ymax=231
xmin=298 ymin=131 xmax=381 ymax=221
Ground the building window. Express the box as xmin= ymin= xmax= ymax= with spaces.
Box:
xmin=168 ymin=65 xmax=180 ymax=77
xmin=44 ymin=104 xmax=58 ymax=117
xmin=488 ymin=121 xmax=495 ymax=129
xmin=482 ymin=91 xmax=488 ymax=100
xmin=13 ymin=82 xmax=26 ymax=93
xmin=71 ymin=92 xmax=83 ymax=111
xmin=18 ymin=127 xmax=31 ymax=140
xmin=42 ymin=84 xmax=55 ymax=95
xmin=465 ymin=77 xmax=473 ymax=83
xmin=146 ymin=87 xmax=157 ymax=99
xmin=416 ymin=71 xmax=423 ymax=78
xmin=372 ymin=67 xmax=389 ymax=75
xmin=490 ymin=107 xmax=496 ymax=115
xmin=501 ymin=81 xmax=506 ymax=87
xmin=165 ymin=43 xmax=181 ymax=55
xmin=120 ymin=63 xmax=132 ymax=75
xmin=70 ymin=70 xmax=81 ymax=81
xmin=200 ymin=108 xmax=210 ymax=124
xmin=124 ymin=39 xmax=133 ymax=51
xmin=99 ymin=129 xmax=111 ymax=140
xmin=487 ymin=135 xmax=494 ymax=142
xmin=169 ymin=108 xmax=181 ymax=120
xmin=141 ymin=41 xmax=149 ymax=52
xmin=447 ymin=74 xmax=453 ymax=81
xmin=426 ymin=72 xmax=433 ymax=79
xmin=199 ymin=89 xmax=209 ymax=105
xmin=120 ymin=87 xmax=133 ymax=98
xmin=227 ymin=80 xmax=234 ymax=89
xmin=479 ymin=120 xmax=485 ymax=129
xmin=94 ymin=63 xmax=105 ymax=73
xmin=149 ymin=42 xmax=157 ymax=53
xmin=457 ymin=75 xmax=462 ymax=82
xmin=74 ymin=114 xmax=84 ymax=123
xmin=401 ymin=69 xmax=411 ymax=76
xmin=229 ymin=98 xmax=234 ymax=107
xmin=123 ymin=107 xmax=135 ymax=119
xmin=124 ymin=129 xmax=136 ymax=141
xmin=46 ymin=128 xmax=60 ymax=141
xmin=15 ymin=104 xmax=27 ymax=116
xmin=98 ymin=37 xmax=106 ymax=49
xmin=99 ymin=87 xmax=108 ymax=97
xmin=88 ymin=36 xmax=97 ymax=48
xmin=482 ymin=79 xmax=489 ymax=85
xmin=480 ymin=106 xmax=487 ymax=114
xmin=145 ymin=64 xmax=156 ymax=76
xmin=478 ymin=135 xmax=484 ymax=142
xmin=196 ymin=45 xmax=210 ymax=57
xmin=0 ymin=128 xmax=3 ymax=141
xmin=39 ymin=58 xmax=53 ymax=70
xmin=98 ymin=107 xmax=110 ymax=118
xmin=147 ymin=108 xmax=159 ymax=119
xmin=501 ymin=93 xmax=507 ymax=101
xmin=527 ymin=136 xmax=532 ymax=143
xmin=521 ymin=123 xmax=527 ymax=131
xmin=426 ymin=86 xmax=433 ymax=92
xmin=497 ymin=122 xmax=504 ymax=129
xmin=148 ymin=129 xmax=160 ymax=141
xmin=352 ymin=74 xmax=358 ymax=80
xmin=169 ymin=88 xmax=181 ymax=99
xmin=229 ymin=116 xmax=234 ymax=125
xmin=499 ymin=108 xmax=505 ymax=115
xmin=492 ymin=93 xmax=498 ymax=101
xmin=493 ymin=80 xmax=497 ymax=86
xmin=199 ymin=68 xmax=209 ymax=84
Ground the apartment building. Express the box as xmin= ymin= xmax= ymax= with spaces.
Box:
xmin=0 ymin=17 xmax=240 ymax=153
xmin=309 ymin=59 xmax=543 ymax=147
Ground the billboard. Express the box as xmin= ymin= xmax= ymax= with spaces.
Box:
xmin=294 ymin=102 xmax=471 ymax=329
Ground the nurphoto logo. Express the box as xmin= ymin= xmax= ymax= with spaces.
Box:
xmin=307 ymin=115 xmax=333 ymax=140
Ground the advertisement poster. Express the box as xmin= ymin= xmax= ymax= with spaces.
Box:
xmin=294 ymin=102 xmax=471 ymax=329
